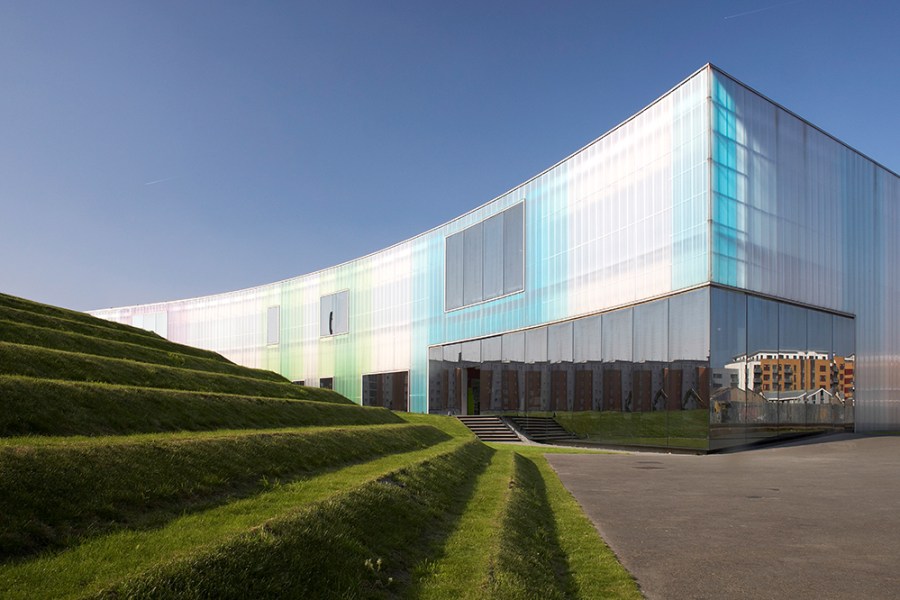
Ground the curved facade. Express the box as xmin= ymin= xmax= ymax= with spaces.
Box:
xmin=92 ymin=65 xmax=900 ymax=449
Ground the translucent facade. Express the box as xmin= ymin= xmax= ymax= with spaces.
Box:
xmin=92 ymin=65 xmax=900 ymax=448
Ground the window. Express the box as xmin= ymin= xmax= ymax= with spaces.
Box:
xmin=362 ymin=371 xmax=409 ymax=411
xmin=445 ymin=201 xmax=524 ymax=310
xmin=320 ymin=291 xmax=349 ymax=337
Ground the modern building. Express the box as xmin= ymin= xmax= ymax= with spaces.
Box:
xmin=91 ymin=64 xmax=900 ymax=451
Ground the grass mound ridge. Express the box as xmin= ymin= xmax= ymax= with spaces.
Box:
xmin=410 ymin=448 xmax=516 ymax=599
xmin=487 ymin=452 xmax=574 ymax=598
xmin=0 ymin=375 xmax=401 ymax=437
xmin=91 ymin=439 xmax=491 ymax=599
xmin=0 ymin=319 xmax=284 ymax=381
xmin=0 ymin=342 xmax=351 ymax=403
xmin=0 ymin=423 xmax=449 ymax=561
xmin=0 ymin=292 xmax=176 ymax=342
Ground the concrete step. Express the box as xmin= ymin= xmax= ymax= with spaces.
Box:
xmin=508 ymin=416 xmax=577 ymax=443
xmin=457 ymin=416 xmax=520 ymax=442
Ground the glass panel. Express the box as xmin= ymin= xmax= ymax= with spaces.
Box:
xmin=548 ymin=322 xmax=573 ymax=363
xmin=461 ymin=339 xmax=482 ymax=363
xmin=445 ymin=232 xmax=464 ymax=310
xmin=501 ymin=331 xmax=525 ymax=363
xmin=573 ymin=314 xmax=602 ymax=363
xmin=669 ymin=289 xmax=710 ymax=362
xmin=807 ymin=310 xmax=833 ymax=355
xmin=319 ymin=294 xmax=333 ymax=337
xmin=363 ymin=372 xmax=409 ymax=411
xmin=482 ymin=336 xmax=502 ymax=362
xmin=482 ymin=212 xmax=504 ymax=299
xmin=634 ymin=300 xmax=668 ymax=362
xmin=525 ymin=327 xmax=548 ymax=364
xmin=602 ymin=308 xmax=633 ymax=362
xmin=333 ymin=290 xmax=349 ymax=335
xmin=463 ymin=222 xmax=484 ymax=305
xmin=778 ymin=303 xmax=807 ymax=354
xmin=443 ymin=343 xmax=461 ymax=363
xmin=709 ymin=288 xmax=747 ymax=450
xmin=503 ymin=202 xmax=525 ymax=294
xmin=833 ymin=316 xmax=855 ymax=421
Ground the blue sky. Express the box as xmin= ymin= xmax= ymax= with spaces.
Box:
xmin=2 ymin=1 xmax=898 ymax=311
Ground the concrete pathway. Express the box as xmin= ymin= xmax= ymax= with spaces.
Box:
xmin=547 ymin=434 xmax=900 ymax=600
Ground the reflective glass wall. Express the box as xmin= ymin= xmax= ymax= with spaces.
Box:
xmin=709 ymin=288 xmax=854 ymax=450
xmin=710 ymin=68 xmax=898 ymax=430
xmin=428 ymin=288 xmax=711 ymax=450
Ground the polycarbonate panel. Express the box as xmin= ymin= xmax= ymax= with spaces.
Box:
xmin=266 ymin=306 xmax=280 ymax=346
xmin=91 ymin=68 xmax=711 ymax=414
xmin=110 ymin=66 xmax=900 ymax=430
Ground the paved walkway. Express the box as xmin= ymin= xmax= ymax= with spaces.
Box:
xmin=547 ymin=434 xmax=900 ymax=600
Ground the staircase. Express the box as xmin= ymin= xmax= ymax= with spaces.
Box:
xmin=508 ymin=416 xmax=577 ymax=443
xmin=457 ymin=415 xmax=520 ymax=443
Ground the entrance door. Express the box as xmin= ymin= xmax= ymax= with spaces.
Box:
xmin=466 ymin=367 xmax=481 ymax=415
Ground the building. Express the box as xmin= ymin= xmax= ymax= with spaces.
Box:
xmin=91 ymin=64 xmax=900 ymax=451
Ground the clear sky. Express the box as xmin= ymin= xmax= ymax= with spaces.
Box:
xmin=2 ymin=1 xmax=898 ymax=311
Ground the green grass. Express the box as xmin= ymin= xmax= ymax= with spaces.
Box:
xmin=542 ymin=409 xmax=709 ymax=449
xmin=0 ymin=319 xmax=286 ymax=381
xmin=0 ymin=342 xmax=351 ymax=403
xmin=396 ymin=412 xmax=476 ymax=439
xmin=411 ymin=443 xmax=640 ymax=600
xmin=0 ymin=439 xmax=486 ymax=599
xmin=516 ymin=447 xmax=642 ymax=600
xmin=0 ymin=424 xmax=448 ymax=561
xmin=0 ymin=298 xmax=223 ymax=361
xmin=0 ymin=375 xmax=399 ymax=437
xmin=410 ymin=449 xmax=515 ymax=599
xmin=0 ymin=292 xmax=643 ymax=598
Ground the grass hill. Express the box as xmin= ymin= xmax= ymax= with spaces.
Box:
xmin=0 ymin=292 xmax=640 ymax=599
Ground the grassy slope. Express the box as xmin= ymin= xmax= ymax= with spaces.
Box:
xmin=0 ymin=375 xmax=398 ymax=437
xmin=0 ymin=293 xmax=641 ymax=598
xmin=401 ymin=414 xmax=642 ymax=599
xmin=0 ymin=297 xmax=223 ymax=361
xmin=0 ymin=342 xmax=352 ymax=403
xmin=0 ymin=439 xmax=480 ymax=599
xmin=1 ymin=424 xmax=448 ymax=560
xmin=0 ymin=319 xmax=286 ymax=380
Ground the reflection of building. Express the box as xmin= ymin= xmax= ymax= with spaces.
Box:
xmin=90 ymin=64 xmax=899 ymax=451
xmin=724 ymin=352 xmax=854 ymax=399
